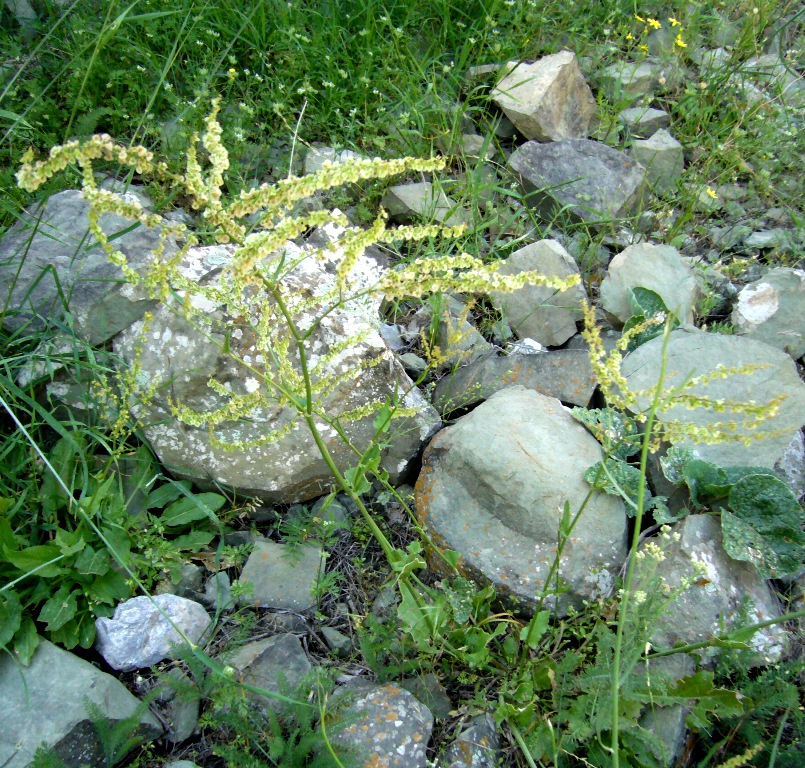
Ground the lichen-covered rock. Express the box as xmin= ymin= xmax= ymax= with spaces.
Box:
xmin=416 ymin=386 xmax=628 ymax=615
xmin=0 ymin=190 xmax=176 ymax=344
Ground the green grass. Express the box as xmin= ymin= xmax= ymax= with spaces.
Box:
xmin=1 ymin=1 xmax=804 ymax=767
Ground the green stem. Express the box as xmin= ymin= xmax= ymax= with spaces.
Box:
xmin=610 ymin=318 xmax=673 ymax=766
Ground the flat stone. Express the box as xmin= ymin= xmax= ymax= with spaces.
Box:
xmin=381 ymin=182 xmax=470 ymax=226
xmin=639 ymin=515 xmax=787 ymax=666
xmin=0 ymin=190 xmax=176 ymax=344
xmin=508 ymin=139 xmax=648 ymax=227
xmin=321 ymin=626 xmax=352 ymax=657
xmin=0 ymin=641 xmax=162 ymax=768
xmin=619 ymin=107 xmax=671 ymax=137
xmin=620 ymin=327 xmax=805 ymax=475
xmin=221 ymin=634 xmax=312 ymax=713
xmin=304 ymin=146 xmax=363 ymax=176
xmin=742 ymin=229 xmax=795 ymax=252
xmin=599 ymin=243 xmax=701 ymax=324
xmin=432 ymin=348 xmax=596 ymax=415
xmin=436 ymin=133 xmax=495 ymax=160
xmin=237 ymin=539 xmax=324 ymax=611
xmin=203 ymin=572 xmax=235 ymax=612
xmin=489 ymin=239 xmax=587 ymax=347
xmin=415 ymin=386 xmax=628 ymax=615
xmin=490 ymin=52 xmax=597 ymax=141
xmin=731 ymin=268 xmax=805 ymax=359
xmin=399 ymin=673 xmax=452 ymax=720
xmin=95 ymin=594 xmax=211 ymax=672
xmin=630 ymin=129 xmax=684 ymax=193
xmin=332 ymin=682 xmax=433 ymax=768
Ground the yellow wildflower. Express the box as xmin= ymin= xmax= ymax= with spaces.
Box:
xmin=634 ymin=14 xmax=645 ymax=22
xmin=675 ymin=33 xmax=687 ymax=48
xmin=646 ymin=17 xmax=661 ymax=29
xmin=669 ymin=17 xmax=682 ymax=27
xmin=706 ymin=187 xmax=718 ymax=199
xmin=638 ymin=44 xmax=649 ymax=54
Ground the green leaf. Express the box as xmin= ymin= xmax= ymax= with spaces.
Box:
xmin=3 ymin=544 xmax=64 ymax=577
xmin=629 ymin=287 xmax=669 ymax=318
xmin=100 ymin=526 xmax=132 ymax=567
xmin=571 ymin=407 xmax=640 ymax=459
xmin=74 ymin=546 xmax=110 ymax=576
xmin=89 ymin=569 xmax=131 ymax=606
xmin=49 ymin=617 xmax=81 ymax=650
xmin=54 ymin=527 xmax=86 ymax=557
xmin=397 ymin=580 xmax=438 ymax=651
xmin=584 ymin=458 xmax=647 ymax=515
xmin=0 ymin=516 xmax=19 ymax=551
xmin=659 ymin=446 xmax=696 ymax=486
xmin=683 ymin=459 xmax=731 ymax=507
xmin=668 ymin=671 xmax=746 ymax=729
xmin=13 ymin=617 xmax=40 ymax=665
xmin=144 ymin=479 xmax=192 ymax=511
xmin=722 ymin=465 xmax=778 ymax=484
xmin=520 ymin=610 xmax=551 ymax=650
xmin=171 ymin=531 xmax=216 ymax=550
xmin=723 ymin=474 xmax=805 ymax=578
xmin=0 ymin=590 xmax=22 ymax=647
xmin=388 ymin=542 xmax=426 ymax=580
xmin=41 ymin=434 xmax=87 ymax=517
xmin=441 ymin=549 xmax=462 ymax=570
xmin=0 ymin=497 xmax=13 ymax=515
xmin=38 ymin=586 xmax=78 ymax=631
xmin=160 ymin=492 xmax=226 ymax=526
xmin=78 ymin=475 xmax=117 ymax=521
xmin=443 ymin=577 xmax=476 ymax=624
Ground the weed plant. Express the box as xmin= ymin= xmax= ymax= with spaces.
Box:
xmin=2 ymin=2 xmax=804 ymax=767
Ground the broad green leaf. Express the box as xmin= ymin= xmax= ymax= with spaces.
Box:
xmin=100 ymin=526 xmax=131 ymax=566
xmin=0 ymin=497 xmax=13 ymax=515
xmin=660 ymin=446 xmax=696 ymax=486
xmin=0 ymin=591 xmax=22 ymax=647
xmin=441 ymin=549 xmax=462 ymax=570
xmin=74 ymin=546 xmax=110 ymax=576
xmin=49 ymin=617 xmax=81 ymax=650
xmin=89 ymin=569 xmax=131 ymax=605
xmin=723 ymin=465 xmax=778 ymax=484
xmin=683 ymin=459 xmax=731 ymax=507
xmin=723 ymin=474 xmax=805 ymax=578
xmin=520 ymin=610 xmax=550 ymax=649
xmin=3 ymin=544 xmax=64 ymax=577
xmin=54 ymin=527 xmax=86 ymax=557
xmin=38 ymin=586 xmax=78 ymax=631
xmin=629 ymin=287 xmax=669 ymax=318
xmin=145 ymin=479 xmax=192 ymax=511
xmin=41 ymin=434 xmax=87 ymax=517
xmin=171 ymin=531 xmax=216 ymax=550
xmin=344 ymin=465 xmax=372 ymax=496
xmin=388 ymin=543 xmax=426 ymax=580
xmin=0 ymin=517 xmax=19 ymax=550
xmin=571 ymin=407 xmax=640 ymax=459
xmin=13 ymin=617 xmax=40 ymax=665
xmin=584 ymin=458 xmax=647 ymax=515
xmin=443 ymin=577 xmax=476 ymax=625
xmin=77 ymin=614 xmax=97 ymax=649
xmin=668 ymin=671 xmax=746 ymax=729
xmin=78 ymin=475 xmax=117 ymax=520
xmin=161 ymin=492 xmax=226 ymax=526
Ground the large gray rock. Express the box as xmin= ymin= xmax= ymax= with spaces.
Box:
xmin=237 ymin=539 xmax=324 ymax=612
xmin=731 ymin=268 xmax=805 ymax=359
xmin=95 ymin=594 xmax=211 ymax=671
xmin=415 ymin=386 xmax=628 ymax=615
xmin=619 ymin=106 xmax=671 ymax=138
xmin=599 ymin=60 xmax=664 ymax=103
xmin=439 ymin=713 xmax=499 ymax=768
xmin=639 ymin=515 xmax=787 ymax=665
xmin=432 ymin=348 xmax=596 ymax=415
xmin=0 ymin=640 xmax=161 ymax=768
xmin=114 ymin=238 xmax=440 ymax=503
xmin=620 ymin=327 xmax=805 ymax=474
xmin=489 ymin=239 xmax=587 ymax=346
xmin=490 ymin=52 xmax=597 ymax=141
xmin=220 ymin=634 xmax=312 ymax=713
xmin=508 ymin=140 xmax=648 ymax=227
xmin=599 ymin=243 xmax=701 ymax=324
xmin=0 ymin=190 xmax=176 ymax=344
xmin=381 ymin=182 xmax=470 ymax=226
xmin=630 ymin=129 xmax=684 ymax=193
xmin=332 ymin=681 xmax=433 ymax=768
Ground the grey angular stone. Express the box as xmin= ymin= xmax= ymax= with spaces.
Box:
xmin=399 ymin=352 xmax=428 ymax=376
xmin=630 ymin=129 xmax=684 ymax=193
xmin=114 ymin=239 xmax=440 ymax=503
xmin=599 ymin=60 xmax=664 ymax=103
xmin=95 ymin=594 xmax=211 ymax=672
xmin=432 ymin=348 xmax=596 ymax=415
xmin=709 ymin=223 xmax=752 ymax=250
xmin=321 ymin=626 xmax=352 ymax=657
xmin=490 ymin=52 xmax=597 ymax=141
xmin=439 ymin=713 xmax=500 ymax=768
xmin=221 ymin=634 xmax=312 ymax=713
xmin=436 ymin=133 xmax=495 ymax=160
xmin=332 ymin=682 xmax=433 ymax=768
xmin=237 ymin=539 xmax=324 ymax=611
xmin=690 ymin=47 xmax=731 ymax=71
xmin=381 ymin=182 xmax=470 ymax=226
xmin=415 ymin=387 xmax=628 ymax=615
xmin=742 ymin=229 xmax=795 ymax=252
xmin=203 ymin=572 xmax=235 ymax=612
xmin=0 ymin=641 xmax=161 ymax=768
xmin=508 ymin=140 xmax=648 ymax=227
xmin=639 ymin=515 xmax=787 ymax=666
xmin=599 ymin=243 xmax=701 ymax=324
xmin=0 ymin=190 xmax=177 ymax=344
xmin=731 ymin=268 xmax=805 ymax=359
xmin=304 ymin=146 xmax=363 ymax=176
xmin=489 ymin=239 xmax=587 ymax=346
xmin=619 ymin=106 xmax=671 ymax=138
xmin=620 ymin=327 xmax=805 ymax=475
xmin=431 ymin=295 xmax=493 ymax=370
xmin=776 ymin=430 xmax=805 ymax=499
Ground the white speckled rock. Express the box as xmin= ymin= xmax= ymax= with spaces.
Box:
xmin=95 ymin=594 xmax=211 ymax=671
xmin=332 ymin=682 xmax=433 ymax=768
